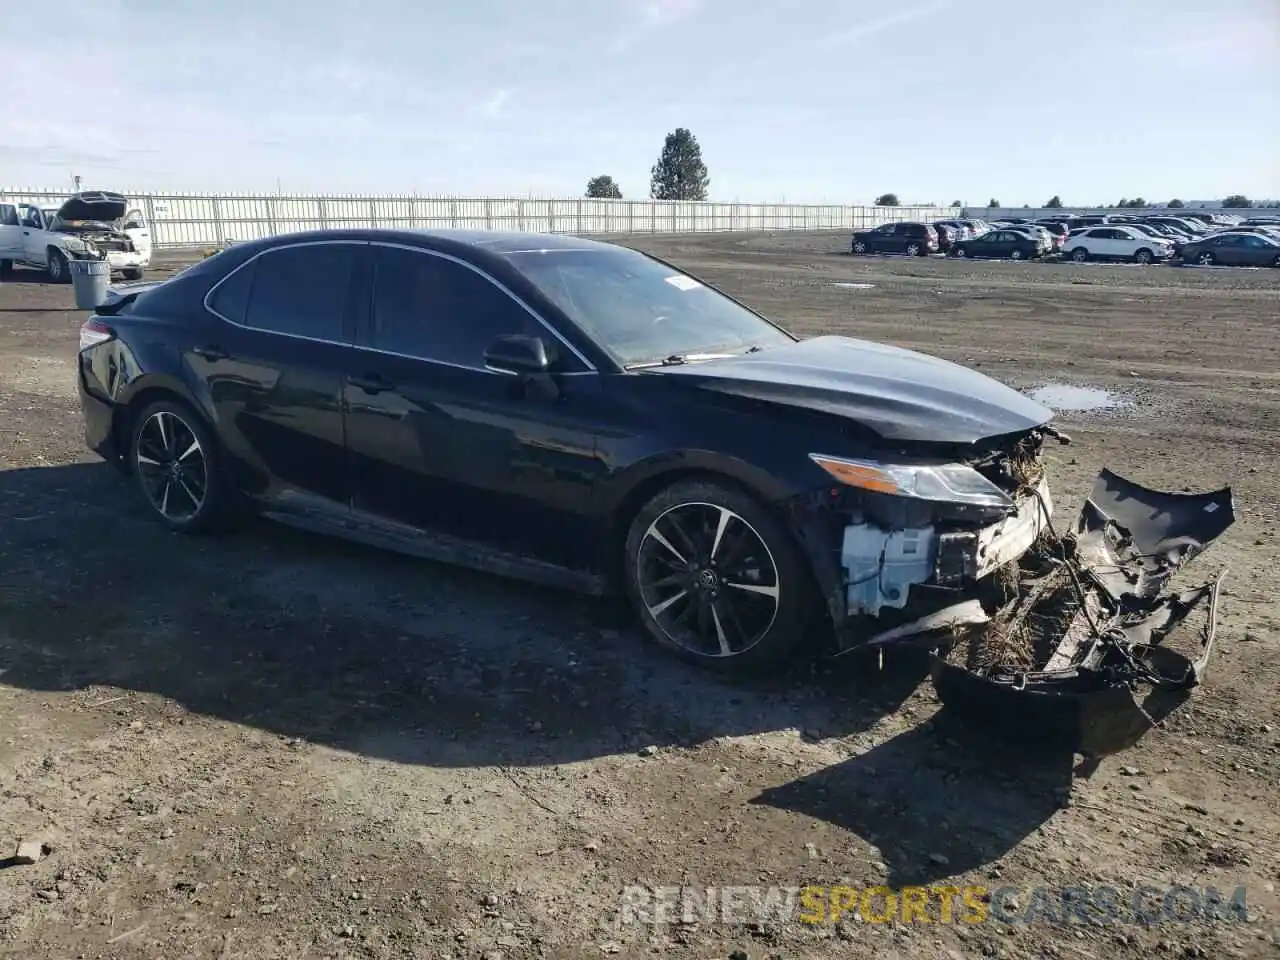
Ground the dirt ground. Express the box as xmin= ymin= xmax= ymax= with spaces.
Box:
xmin=1 ymin=234 xmax=1277 ymax=960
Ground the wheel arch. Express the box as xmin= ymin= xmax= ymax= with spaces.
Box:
xmin=602 ymin=452 xmax=806 ymax=591
xmin=111 ymin=376 xmax=211 ymax=471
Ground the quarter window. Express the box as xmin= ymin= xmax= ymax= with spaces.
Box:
xmin=242 ymin=243 xmax=357 ymax=341
xmin=371 ymin=247 xmax=541 ymax=367
xmin=207 ymin=257 xmax=257 ymax=325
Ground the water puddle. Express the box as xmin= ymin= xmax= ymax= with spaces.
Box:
xmin=1028 ymin=384 xmax=1130 ymax=412
xmin=831 ymin=282 xmax=875 ymax=289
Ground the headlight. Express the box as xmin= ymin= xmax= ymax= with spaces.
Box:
xmin=809 ymin=453 xmax=1015 ymax=509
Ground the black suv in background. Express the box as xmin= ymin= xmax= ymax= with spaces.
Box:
xmin=851 ymin=222 xmax=939 ymax=256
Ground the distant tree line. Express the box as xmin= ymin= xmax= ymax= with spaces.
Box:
xmin=584 ymin=141 xmax=1260 ymax=211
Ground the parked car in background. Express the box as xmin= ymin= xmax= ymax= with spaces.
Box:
xmin=1032 ymin=221 xmax=1070 ymax=251
xmin=1209 ymin=224 xmax=1280 ymax=241
xmin=1065 ymin=226 xmax=1174 ymax=264
xmin=851 ymin=222 xmax=939 ymax=256
xmin=1126 ymin=222 xmax=1186 ymax=255
xmin=933 ymin=219 xmax=976 ymax=241
xmin=0 ymin=191 xmax=152 ymax=281
xmin=931 ymin=223 xmax=959 ymax=253
xmin=75 ymin=227 xmax=1068 ymax=670
xmin=1135 ymin=219 xmax=1196 ymax=240
xmin=1065 ymin=216 xmax=1110 ymax=230
xmin=1180 ymin=232 xmax=1280 ymax=267
xmin=958 ymin=219 xmax=990 ymax=236
xmin=950 ymin=228 xmax=1049 ymax=260
xmin=1005 ymin=223 xmax=1064 ymax=254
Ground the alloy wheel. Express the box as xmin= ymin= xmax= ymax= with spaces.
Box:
xmin=635 ymin=502 xmax=780 ymax=658
xmin=135 ymin=410 xmax=208 ymax=522
xmin=1198 ymin=252 xmax=1214 ymax=265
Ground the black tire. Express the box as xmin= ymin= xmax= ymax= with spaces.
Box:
xmin=852 ymin=240 xmax=867 ymax=255
xmin=1010 ymin=249 xmax=1024 ymax=260
xmin=122 ymin=267 xmax=143 ymax=281
xmin=0 ymin=259 xmax=12 ymax=278
xmin=1272 ymin=254 xmax=1280 ymax=268
xmin=1069 ymin=247 xmax=1089 ymax=263
xmin=906 ymin=242 xmax=922 ymax=256
xmin=1133 ymin=248 xmax=1153 ymax=265
xmin=128 ymin=398 xmax=231 ymax=534
xmin=953 ymin=246 xmax=968 ymax=258
xmin=1197 ymin=251 xmax=1216 ymax=266
xmin=622 ymin=479 xmax=818 ymax=672
xmin=46 ymin=248 xmax=70 ymax=283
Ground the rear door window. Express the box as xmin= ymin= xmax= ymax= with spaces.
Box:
xmin=242 ymin=243 xmax=359 ymax=341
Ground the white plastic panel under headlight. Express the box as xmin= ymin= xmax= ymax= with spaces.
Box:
xmin=809 ymin=454 xmax=1015 ymax=510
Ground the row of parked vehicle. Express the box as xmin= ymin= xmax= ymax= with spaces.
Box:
xmin=850 ymin=212 xmax=1280 ymax=268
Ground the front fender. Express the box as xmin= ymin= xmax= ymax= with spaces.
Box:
xmin=600 ymin=447 xmax=803 ymax=518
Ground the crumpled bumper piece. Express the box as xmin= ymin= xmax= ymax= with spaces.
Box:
xmin=923 ymin=469 xmax=1235 ymax=759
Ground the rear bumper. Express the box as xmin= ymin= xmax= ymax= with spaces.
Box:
xmin=78 ymin=364 xmax=120 ymax=462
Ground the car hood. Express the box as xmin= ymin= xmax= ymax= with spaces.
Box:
xmin=56 ymin=190 xmax=129 ymax=223
xmin=647 ymin=335 xmax=1054 ymax=444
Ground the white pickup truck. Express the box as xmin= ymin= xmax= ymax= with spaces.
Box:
xmin=0 ymin=191 xmax=152 ymax=282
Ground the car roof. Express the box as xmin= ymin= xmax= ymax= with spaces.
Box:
xmin=213 ymin=228 xmax=625 ymax=261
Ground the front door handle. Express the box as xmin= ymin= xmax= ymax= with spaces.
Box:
xmin=349 ymin=373 xmax=392 ymax=394
xmin=192 ymin=344 xmax=228 ymax=361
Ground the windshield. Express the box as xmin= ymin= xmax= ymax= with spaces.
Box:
xmin=504 ymin=247 xmax=795 ymax=367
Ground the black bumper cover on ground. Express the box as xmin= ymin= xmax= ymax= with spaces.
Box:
xmin=929 ymin=468 xmax=1235 ymax=760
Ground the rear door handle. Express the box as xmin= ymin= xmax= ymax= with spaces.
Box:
xmin=349 ymin=373 xmax=392 ymax=394
xmin=192 ymin=344 xmax=228 ymax=361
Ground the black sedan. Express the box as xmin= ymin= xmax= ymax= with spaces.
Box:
xmin=1179 ymin=232 xmax=1280 ymax=267
xmin=78 ymin=229 xmax=1061 ymax=671
xmin=949 ymin=229 xmax=1046 ymax=261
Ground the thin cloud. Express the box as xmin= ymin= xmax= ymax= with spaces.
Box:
xmin=611 ymin=0 xmax=701 ymax=53
xmin=819 ymin=0 xmax=951 ymax=47
xmin=480 ymin=88 xmax=510 ymax=118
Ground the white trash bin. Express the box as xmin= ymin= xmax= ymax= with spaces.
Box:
xmin=69 ymin=258 xmax=111 ymax=310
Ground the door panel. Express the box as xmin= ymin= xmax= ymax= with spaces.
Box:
xmin=345 ymin=357 xmax=605 ymax=568
xmin=196 ymin=241 xmax=366 ymax=507
xmin=345 ymin=244 xmax=606 ymax=570
xmin=124 ymin=208 xmax=153 ymax=262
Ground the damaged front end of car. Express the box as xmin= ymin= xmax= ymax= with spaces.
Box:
xmin=51 ymin=191 xmax=143 ymax=262
xmin=51 ymin=219 xmax=140 ymax=261
xmin=790 ymin=431 xmax=1235 ymax=760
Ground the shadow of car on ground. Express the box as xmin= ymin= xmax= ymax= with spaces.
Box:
xmin=0 ymin=461 xmax=1073 ymax=882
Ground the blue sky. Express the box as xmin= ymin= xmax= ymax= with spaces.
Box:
xmin=2 ymin=0 xmax=1276 ymax=202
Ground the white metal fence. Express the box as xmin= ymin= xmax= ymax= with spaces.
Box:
xmin=0 ymin=188 xmax=954 ymax=249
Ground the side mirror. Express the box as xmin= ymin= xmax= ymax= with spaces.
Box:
xmin=484 ymin=333 xmax=558 ymax=375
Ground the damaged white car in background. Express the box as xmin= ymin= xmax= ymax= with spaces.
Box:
xmin=0 ymin=191 xmax=152 ymax=282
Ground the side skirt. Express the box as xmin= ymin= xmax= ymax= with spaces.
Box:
xmin=258 ymin=492 xmax=610 ymax=597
